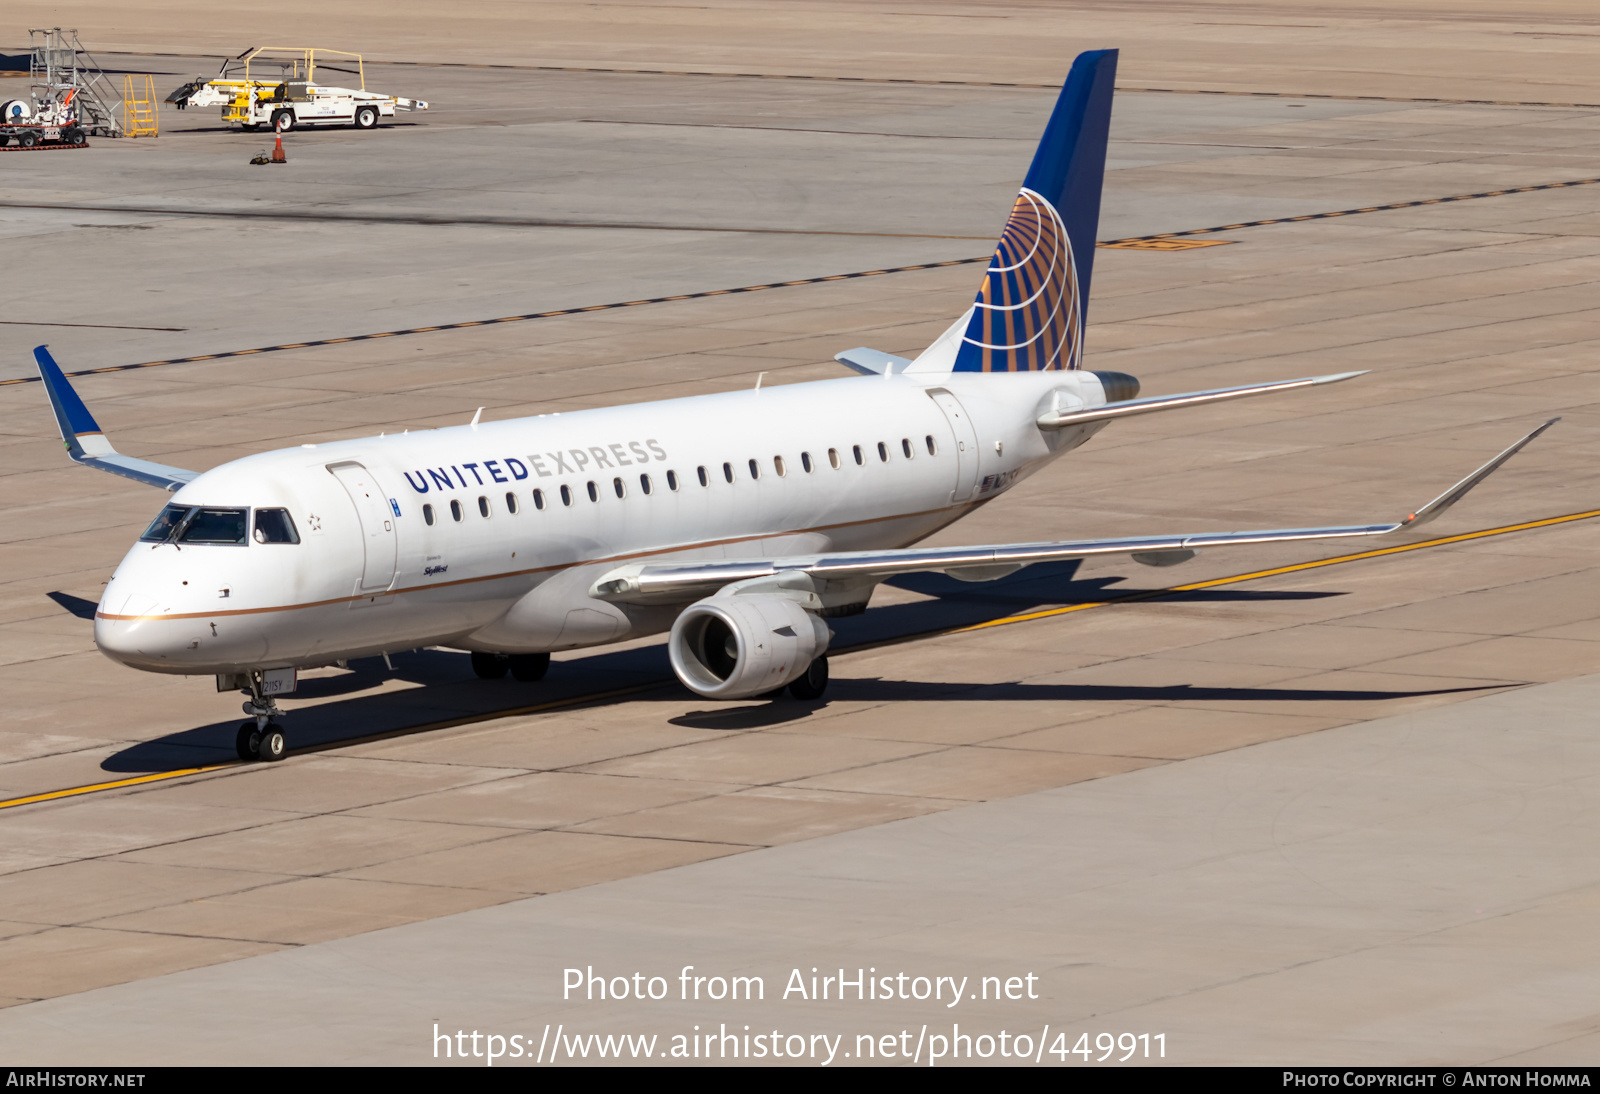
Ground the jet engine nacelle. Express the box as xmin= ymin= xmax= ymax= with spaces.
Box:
xmin=668 ymin=593 xmax=830 ymax=699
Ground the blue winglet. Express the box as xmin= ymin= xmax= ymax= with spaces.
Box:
xmin=34 ymin=345 xmax=103 ymax=458
xmin=31 ymin=345 xmax=200 ymax=491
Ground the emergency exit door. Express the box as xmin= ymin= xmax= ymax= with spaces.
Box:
xmin=927 ymin=389 xmax=981 ymax=502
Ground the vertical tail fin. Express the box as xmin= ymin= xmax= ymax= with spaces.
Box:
xmin=937 ymin=49 xmax=1117 ymax=373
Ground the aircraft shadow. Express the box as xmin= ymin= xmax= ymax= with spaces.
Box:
xmin=667 ymin=679 xmax=1499 ymax=731
xmin=99 ymin=563 xmax=1364 ymax=773
xmin=47 ymin=592 xmax=98 ymax=620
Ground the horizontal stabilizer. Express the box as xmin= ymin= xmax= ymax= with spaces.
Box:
xmin=835 ymin=348 xmax=912 ymax=376
xmin=34 ymin=346 xmax=199 ymax=492
xmin=591 ymin=419 xmax=1553 ymax=606
xmin=1037 ymin=371 xmax=1365 ymax=430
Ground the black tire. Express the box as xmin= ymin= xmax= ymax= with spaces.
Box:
xmin=354 ymin=105 xmax=378 ymax=130
xmin=471 ymin=651 xmax=509 ymax=679
xmin=235 ymin=722 xmax=261 ymax=761
xmin=270 ymin=110 xmax=294 ymax=133
xmin=241 ymin=122 xmax=259 ymax=132
xmin=18 ymin=131 xmax=37 ymax=148
xmin=257 ymin=725 xmax=287 ymax=762
xmin=757 ymin=686 xmax=787 ymax=700
xmin=788 ymin=656 xmax=829 ymax=700
xmin=509 ymin=652 xmax=550 ymax=682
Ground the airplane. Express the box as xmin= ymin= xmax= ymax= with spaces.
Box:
xmin=34 ymin=49 xmax=1554 ymax=764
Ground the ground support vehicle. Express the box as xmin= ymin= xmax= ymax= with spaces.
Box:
xmin=167 ymin=47 xmax=428 ymax=131
xmin=0 ymin=92 xmax=89 ymax=149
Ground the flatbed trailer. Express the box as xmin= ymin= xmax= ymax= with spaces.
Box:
xmin=0 ymin=123 xmax=90 ymax=149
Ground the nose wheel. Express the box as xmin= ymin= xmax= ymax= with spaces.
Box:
xmin=235 ymin=719 xmax=288 ymax=762
xmin=235 ymin=672 xmax=289 ymax=761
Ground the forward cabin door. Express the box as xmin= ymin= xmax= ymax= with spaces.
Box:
xmin=927 ymin=389 xmax=980 ymax=502
xmin=328 ymin=462 xmax=398 ymax=593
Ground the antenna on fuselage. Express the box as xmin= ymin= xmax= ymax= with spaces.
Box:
xmin=470 ymin=407 xmax=483 ymax=429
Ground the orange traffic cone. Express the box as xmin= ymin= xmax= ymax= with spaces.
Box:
xmin=270 ymin=126 xmax=286 ymax=164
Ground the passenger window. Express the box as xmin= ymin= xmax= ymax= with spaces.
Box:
xmin=667 ymin=470 xmax=679 ymax=492
xmin=828 ymin=448 xmax=841 ymax=470
xmin=748 ymin=459 xmax=760 ymax=480
xmin=451 ymin=499 xmax=464 ymax=522
xmin=422 ymin=503 xmax=435 ymax=526
xmin=505 ymin=492 xmax=519 ymax=514
xmin=613 ymin=476 xmax=626 ymax=499
xmin=925 ymin=434 xmax=937 ymax=455
xmin=901 ymin=438 xmax=913 ymax=459
xmin=697 ymin=466 xmax=708 ymax=487
xmin=852 ymin=445 xmax=863 ymax=466
xmin=140 ymin=504 xmax=191 ymax=542
xmin=180 ymin=507 xmax=248 ymax=545
xmin=587 ymin=481 xmax=599 ymax=502
xmin=774 ymin=455 xmax=786 ymax=477
xmin=560 ymin=485 xmax=573 ymax=506
xmin=253 ymin=508 xmax=300 ymax=544
xmin=640 ymin=473 xmax=652 ymax=495
xmin=478 ymin=495 xmax=491 ymax=518
xmin=722 ymin=462 xmax=734 ymax=483
xmin=533 ymin=488 xmax=546 ymax=510
xmin=801 ymin=452 xmax=812 ymax=473
xmin=878 ymin=442 xmax=889 ymax=462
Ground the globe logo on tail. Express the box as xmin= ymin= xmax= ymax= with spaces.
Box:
xmin=954 ymin=188 xmax=1082 ymax=372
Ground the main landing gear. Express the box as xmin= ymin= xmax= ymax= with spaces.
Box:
xmin=758 ymin=656 xmax=830 ymax=701
xmin=235 ymin=673 xmax=287 ymax=762
xmin=471 ymin=650 xmax=550 ymax=682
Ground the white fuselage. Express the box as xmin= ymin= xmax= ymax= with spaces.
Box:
xmin=94 ymin=370 xmax=1111 ymax=675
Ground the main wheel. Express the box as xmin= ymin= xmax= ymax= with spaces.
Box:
xmin=471 ymin=650 xmax=509 ymax=679
xmin=788 ymin=656 xmax=829 ymax=700
xmin=257 ymin=725 xmax=287 ymax=762
xmin=235 ymin=722 xmax=261 ymax=761
xmin=270 ymin=109 xmax=295 ymax=133
xmin=509 ymin=652 xmax=550 ymax=682
xmin=353 ymin=105 xmax=378 ymax=130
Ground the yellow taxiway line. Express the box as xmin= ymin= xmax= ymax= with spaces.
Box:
xmin=3 ymin=506 xmax=1595 ymax=813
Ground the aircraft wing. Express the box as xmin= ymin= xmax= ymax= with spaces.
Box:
xmin=590 ymin=419 xmax=1557 ymax=606
xmin=33 ymin=347 xmax=200 ymax=492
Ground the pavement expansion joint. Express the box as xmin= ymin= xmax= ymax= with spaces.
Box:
xmin=5 ymin=174 xmax=1595 ymax=388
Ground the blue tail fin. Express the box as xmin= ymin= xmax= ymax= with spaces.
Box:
xmin=952 ymin=49 xmax=1117 ymax=373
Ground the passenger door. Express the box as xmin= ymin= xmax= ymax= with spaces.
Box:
xmin=328 ymin=462 xmax=398 ymax=593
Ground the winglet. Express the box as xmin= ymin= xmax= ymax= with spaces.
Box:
xmin=35 ymin=346 xmax=105 ymax=460
xmin=32 ymin=346 xmax=200 ymax=492
xmin=1401 ymin=418 xmax=1558 ymax=528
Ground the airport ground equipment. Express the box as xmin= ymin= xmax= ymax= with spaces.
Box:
xmin=0 ymin=27 xmax=131 ymax=148
xmin=166 ymin=47 xmax=429 ymax=131
xmin=123 ymin=75 xmax=158 ymax=138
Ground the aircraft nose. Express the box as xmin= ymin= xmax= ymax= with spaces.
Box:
xmin=94 ymin=601 xmax=181 ymax=671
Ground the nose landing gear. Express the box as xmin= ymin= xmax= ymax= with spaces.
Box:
xmin=235 ymin=672 xmax=288 ymax=762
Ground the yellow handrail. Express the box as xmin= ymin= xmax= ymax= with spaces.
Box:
xmin=241 ymin=47 xmax=365 ymax=91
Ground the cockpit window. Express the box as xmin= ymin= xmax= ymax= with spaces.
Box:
xmin=140 ymin=505 xmax=191 ymax=542
xmin=179 ymin=508 xmax=249 ymax=545
xmin=253 ymin=508 xmax=300 ymax=544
